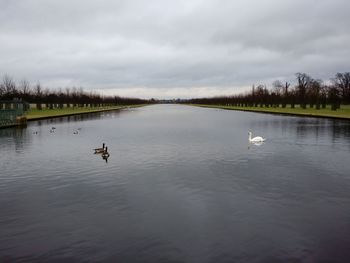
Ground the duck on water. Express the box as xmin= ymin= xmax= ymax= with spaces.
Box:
xmin=94 ymin=143 xmax=105 ymax=154
xmin=102 ymin=147 xmax=110 ymax=158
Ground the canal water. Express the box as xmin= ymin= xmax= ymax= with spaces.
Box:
xmin=1 ymin=104 xmax=350 ymax=262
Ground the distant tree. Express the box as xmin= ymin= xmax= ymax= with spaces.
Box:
xmin=320 ymin=84 xmax=328 ymax=108
xmin=57 ymin=88 xmax=64 ymax=109
xmin=2 ymin=75 xmax=17 ymax=99
xmin=42 ymin=88 xmax=50 ymax=108
xmin=255 ymin=84 xmax=265 ymax=107
xmin=0 ymin=80 xmax=4 ymax=98
xmin=333 ymin=72 xmax=350 ymax=104
xmin=283 ymin=82 xmax=290 ymax=108
xmin=296 ymin=72 xmax=312 ymax=109
xmin=34 ymin=82 xmax=43 ymax=110
xmin=308 ymin=79 xmax=322 ymax=109
xmin=251 ymin=85 xmax=258 ymax=107
xmin=272 ymin=80 xmax=284 ymax=107
xmin=65 ymin=88 xmax=71 ymax=107
xmin=19 ymin=79 xmax=31 ymax=101
xmin=328 ymin=86 xmax=340 ymax=111
xmin=272 ymin=80 xmax=283 ymax=94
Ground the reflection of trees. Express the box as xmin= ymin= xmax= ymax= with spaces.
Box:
xmin=28 ymin=109 xmax=123 ymax=127
xmin=248 ymin=116 xmax=350 ymax=145
xmin=331 ymin=120 xmax=350 ymax=145
xmin=0 ymin=127 xmax=31 ymax=152
xmin=295 ymin=119 xmax=323 ymax=140
xmin=295 ymin=118 xmax=350 ymax=143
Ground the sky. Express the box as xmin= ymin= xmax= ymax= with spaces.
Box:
xmin=0 ymin=0 xmax=349 ymax=99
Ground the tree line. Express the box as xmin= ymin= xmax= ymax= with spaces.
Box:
xmin=186 ymin=72 xmax=350 ymax=111
xmin=0 ymin=75 xmax=149 ymax=109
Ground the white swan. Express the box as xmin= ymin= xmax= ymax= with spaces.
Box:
xmin=248 ymin=131 xmax=266 ymax=143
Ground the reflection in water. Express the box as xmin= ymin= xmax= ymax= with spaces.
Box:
xmin=101 ymin=146 xmax=110 ymax=163
xmin=1 ymin=105 xmax=350 ymax=262
xmin=247 ymin=115 xmax=350 ymax=148
xmin=0 ymin=109 xmax=126 ymax=153
xmin=102 ymin=154 xmax=109 ymax=163
xmin=248 ymin=141 xmax=265 ymax=149
xmin=0 ymin=127 xmax=29 ymax=152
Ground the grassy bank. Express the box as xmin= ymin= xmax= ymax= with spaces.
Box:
xmin=25 ymin=105 xmax=147 ymax=121
xmin=191 ymin=104 xmax=350 ymax=120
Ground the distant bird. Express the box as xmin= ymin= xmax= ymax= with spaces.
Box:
xmin=50 ymin=129 xmax=55 ymax=133
xmin=33 ymin=131 xmax=38 ymax=134
xmin=77 ymin=128 xmax=82 ymax=131
xmin=248 ymin=131 xmax=266 ymax=143
xmin=73 ymin=131 xmax=79 ymax=134
xmin=51 ymin=127 xmax=56 ymax=130
xmin=94 ymin=143 xmax=105 ymax=154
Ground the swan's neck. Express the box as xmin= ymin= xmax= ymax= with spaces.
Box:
xmin=248 ymin=133 xmax=252 ymax=141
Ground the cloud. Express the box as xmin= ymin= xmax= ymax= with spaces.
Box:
xmin=0 ymin=0 xmax=349 ymax=98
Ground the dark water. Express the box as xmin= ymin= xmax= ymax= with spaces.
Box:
xmin=1 ymin=105 xmax=350 ymax=263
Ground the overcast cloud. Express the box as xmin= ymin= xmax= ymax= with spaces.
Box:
xmin=0 ymin=0 xmax=349 ymax=98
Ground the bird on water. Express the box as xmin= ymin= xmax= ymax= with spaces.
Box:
xmin=248 ymin=131 xmax=266 ymax=143
xmin=102 ymin=146 xmax=110 ymax=158
xmin=94 ymin=143 xmax=105 ymax=154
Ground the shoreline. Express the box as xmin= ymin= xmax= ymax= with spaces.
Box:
xmin=0 ymin=104 xmax=147 ymax=129
xmin=26 ymin=104 xmax=147 ymax=121
xmin=190 ymin=104 xmax=350 ymax=120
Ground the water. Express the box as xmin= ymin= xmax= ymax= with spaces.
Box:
xmin=1 ymin=104 xmax=350 ymax=262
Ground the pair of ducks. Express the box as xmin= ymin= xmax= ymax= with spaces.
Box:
xmin=94 ymin=143 xmax=110 ymax=158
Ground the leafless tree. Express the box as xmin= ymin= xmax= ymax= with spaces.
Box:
xmin=0 ymin=81 xmax=4 ymax=97
xmin=308 ymin=79 xmax=322 ymax=109
xmin=296 ymin=72 xmax=312 ymax=109
xmin=19 ymin=79 xmax=31 ymax=98
xmin=34 ymin=82 xmax=43 ymax=110
xmin=65 ymin=87 xmax=71 ymax=107
xmin=333 ymin=72 xmax=350 ymax=104
xmin=2 ymin=75 xmax=17 ymax=98
xmin=272 ymin=80 xmax=283 ymax=95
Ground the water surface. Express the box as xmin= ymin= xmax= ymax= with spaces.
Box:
xmin=1 ymin=105 xmax=350 ymax=262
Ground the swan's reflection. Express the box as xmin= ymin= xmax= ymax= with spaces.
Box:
xmin=248 ymin=141 xmax=265 ymax=149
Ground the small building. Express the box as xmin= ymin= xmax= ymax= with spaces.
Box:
xmin=0 ymin=100 xmax=30 ymax=128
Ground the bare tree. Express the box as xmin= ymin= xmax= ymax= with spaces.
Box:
xmin=308 ymin=79 xmax=322 ymax=109
xmin=34 ymin=82 xmax=43 ymax=110
xmin=328 ymin=85 xmax=340 ymax=111
xmin=296 ymin=72 xmax=312 ymax=109
xmin=320 ymin=84 xmax=328 ymax=108
xmin=43 ymin=88 xmax=50 ymax=109
xmin=2 ymin=74 xmax=17 ymax=99
xmin=282 ymin=82 xmax=290 ymax=108
xmin=0 ymin=81 xmax=4 ymax=98
xmin=255 ymin=84 xmax=265 ymax=107
xmin=272 ymin=80 xmax=283 ymax=94
xmin=19 ymin=79 xmax=31 ymax=99
xmin=333 ymin=72 xmax=350 ymax=104
xmin=65 ymin=87 xmax=71 ymax=107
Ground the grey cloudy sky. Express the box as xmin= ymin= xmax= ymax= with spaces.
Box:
xmin=1 ymin=0 xmax=349 ymax=98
